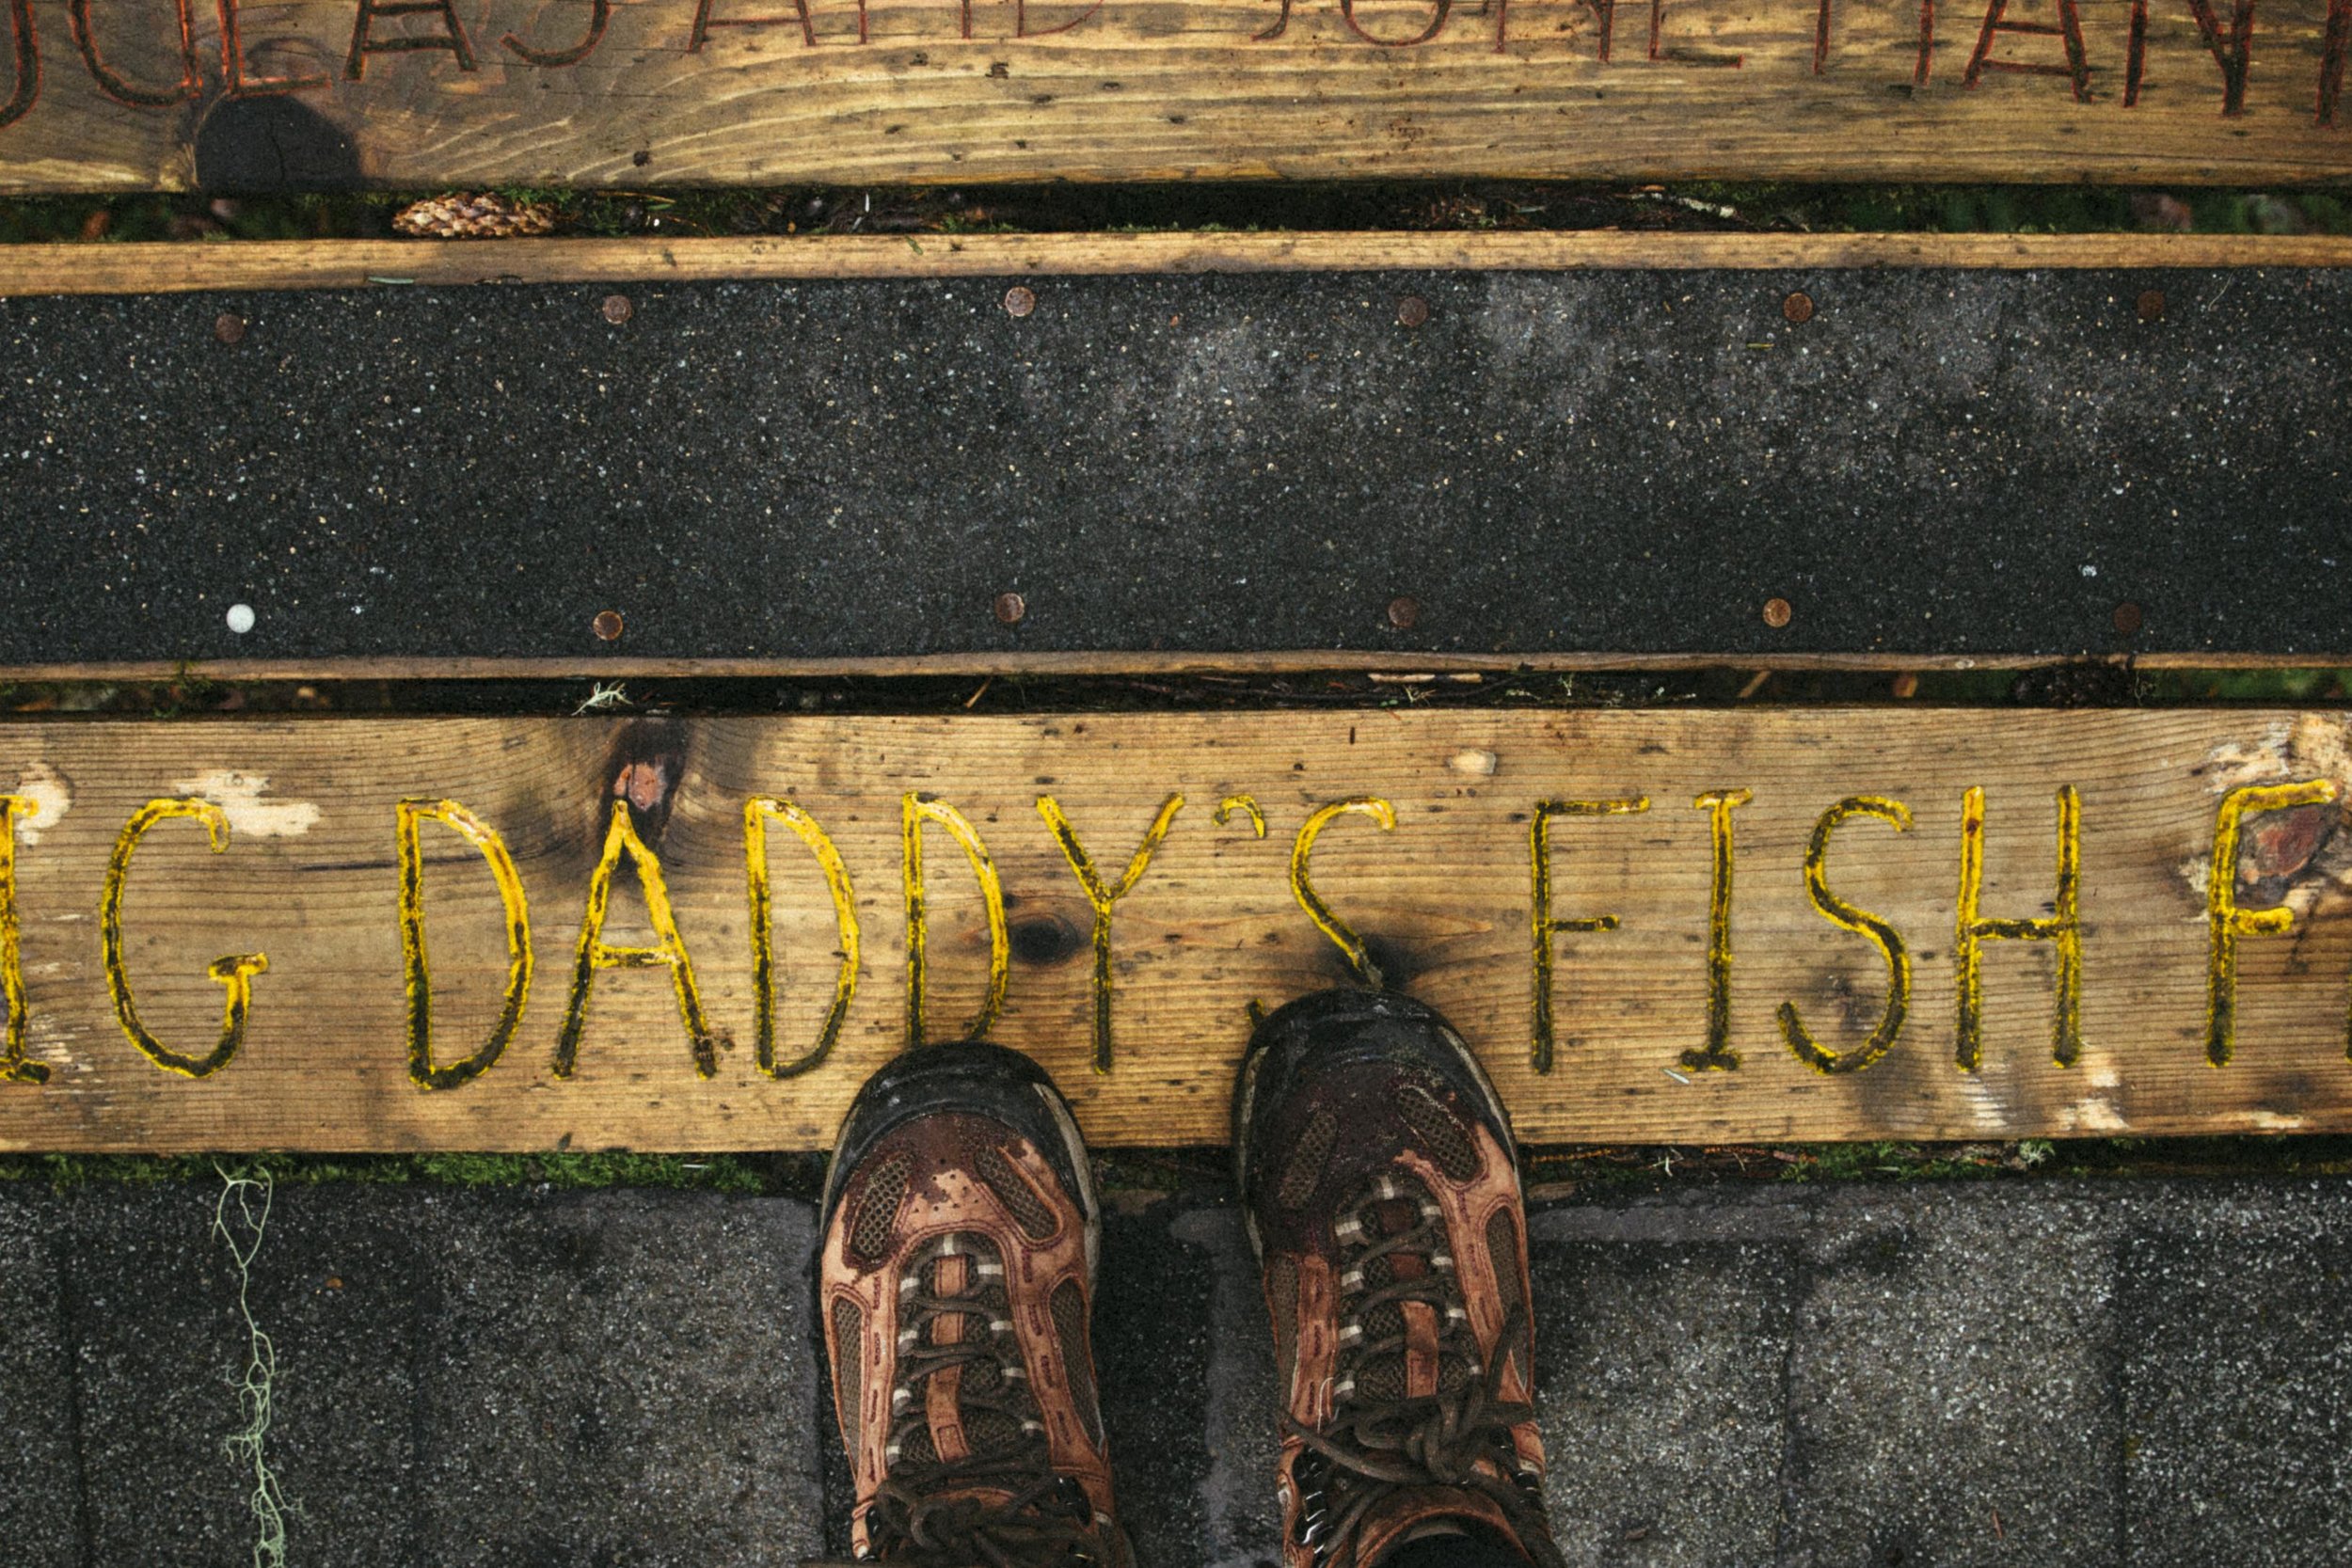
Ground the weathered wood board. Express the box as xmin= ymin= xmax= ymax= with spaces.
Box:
xmin=8 ymin=233 xmax=2352 ymax=299
xmin=6 ymin=0 xmax=2352 ymax=190
xmin=0 ymin=709 xmax=2348 ymax=1152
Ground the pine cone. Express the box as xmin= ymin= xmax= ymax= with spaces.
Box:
xmin=391 ymin=193 xmax=559 ymax=240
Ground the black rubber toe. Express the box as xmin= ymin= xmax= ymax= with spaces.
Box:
xmin=1232 ymin=988 xmax=1518 ymax=1223
xmin=818 ymin=1040 xmax=1095 ymax=1236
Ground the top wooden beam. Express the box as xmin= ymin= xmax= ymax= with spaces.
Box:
xmin=6 ymin=0 xmax=2352 ymax=192
xmin=7 ymin=232 xmax=2352 ymax=298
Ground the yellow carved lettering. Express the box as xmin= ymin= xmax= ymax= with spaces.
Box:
xmin=1688 ymin=789 xmax=1752 ymax=1073
xmin=0 ymin=795 xmax=40 ymax=1085
xmin=902 ymin=794 xmax=1010 ymax=1047
xmin=1954 ymin=784 xmax=2082 ymax=1071
xmin=1529 ymin=796 xmax=1649 ymax=1074
xmin=1779 ymin=796 xmax=1913 ymax=1075
xmin=746 ymin=797 xmax=861 ymax=1078
xmin=2205 ymin=779 xmax=2341 ymax=1067
xmin=1038 ymin=793 xmax=1184 ymax=1074
xmin=1214 ymin=795 xmax=1268 ymax=838
xmin=396 ymin=799 xmax=532 ymax=1091
xmin=1292 ymin=797 xmax=1398 ymax=990
xmin=101 ymin=799 xmax=268 ymax=1079
xmin=552 ymin=800 xmax=714 ymax=1080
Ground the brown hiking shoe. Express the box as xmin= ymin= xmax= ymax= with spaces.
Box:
xmin=818 ymin=1042 xmax=1132 ymax=1567
xmin=1233 ymin=990 xmax=1563 ymax=1568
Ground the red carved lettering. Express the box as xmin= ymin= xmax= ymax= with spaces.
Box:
xmin=504 ymin=0 xmax=612 ymax=66
xmin=70 ymin=0 xmax=199 ymax=107
xmin=1018 ymin=0 xmax=1107 ymax=38
xmin=2125 ymin=0 xmax=2150 ymax=102
xmin=2126 ymin=0 xmax=2255 ymax=114
xmin=1915 ymin=0 xmax=1935 ymax=83
xmin=346 ymin=0 xmax=477 ymax=81
xmin=2186 ymin=0 xmax=2256 ymax=114
xmin=2322 ymin=0 xmax=2351 ymax=123
xmin=1963 ymin=0 xmax=2090 ymax=103
xmin=0 ymin=0 xmax=33 ymax=132
xmin=1815 ymin=0 xmax=1833 ymax=72
xmin=1494 ymin=0 xmax=1613 ymax=55
xmin=1257 ymin=0 xmax=1294 ymax=40
xmin=691 ymin=0 xmax=854 ymax=49
xmin=1341 ymin=0 xmax=1452 ymax=45
xmin=1578 ymin=0 xmax=1618 ymax=58
xmin=218 ymin=0 xmax=330 ymax=96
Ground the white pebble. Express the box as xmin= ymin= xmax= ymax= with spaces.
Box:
xmin=225 ymin=603 xmax=256 ymax=634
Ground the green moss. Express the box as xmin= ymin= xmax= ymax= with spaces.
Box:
xmin=0 ymin=1149 xmax=804 ymax=1196
xmin=7 ymin=182 xmax=2352 ymax=248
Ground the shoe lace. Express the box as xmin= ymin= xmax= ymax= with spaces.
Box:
xmin=808 ymin=1241 xmax=1113 ymax=1568
xmin=850 ymin=1462 xmax=1102 ymax=1568
xmin=1282 ymin=1181 xmax=1565 ymax=1568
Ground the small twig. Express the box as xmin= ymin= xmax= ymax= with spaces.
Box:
xmin=1738 ymin=670 xmax=1773 ymax=699
xmin=963 ymin=677 xmax=993 ymax=709
xmin=573 ymin=680 xmax=632 ymax=716
xmin=215 ymin=1164 xmax=292 ymax=1568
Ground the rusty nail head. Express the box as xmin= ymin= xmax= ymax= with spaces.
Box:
xmin=1762 ymin=596 xmax=1794 ymax=629
xmin=2137 ymin=290 xmax=2166 ymax=323
xmin=592 ymin=610 xmax=624 ymax=641
xmin=1003 ymin=286 xmax=1037 ymax=319
xmin=213 ymin=312 xmax=246 ymax=345
xmin=1782 ymin=292 xmax=1816 ymax=325
xmin=994 ymin=591 xmax=1026 ymax=625
xmin=1387 ymin=594 xmax=1422 ymax=630
xmin=601 ymin=293 xmax=634 ymax=325
xmin=2113 ymin=599 xmax=2145 ymax=634
xmin=1397 ymin=295 xmax=1431 ymax=329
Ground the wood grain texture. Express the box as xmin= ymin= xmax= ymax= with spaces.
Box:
xmin=7 ymin=1 xmax=2352 ymax=191
xmin=8 ymin=232 xmax=2352 ymax=299
xmin=0 ymin=708 xmax=2348 ymax=1152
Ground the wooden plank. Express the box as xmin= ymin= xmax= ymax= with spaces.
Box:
xmin=8 ymin=232 xmax=2352 ymax=299
xmin=0 ymin=651 xmax=2343 ymax=685
xmin=8 ymin=2 xmax=2352 ymax=192
xmin=0 ymin=707 xmax=2348 ymax=1153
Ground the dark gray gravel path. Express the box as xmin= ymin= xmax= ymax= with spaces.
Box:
xmin=4 ymin=1177 xmax=2348 ymax=1565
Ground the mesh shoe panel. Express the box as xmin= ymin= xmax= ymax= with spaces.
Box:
xmin=1267 ymin=1252 xmax=1299 ymax=1394
xmin=1278 ymin=1110 xmax=1340 ymax=1209
xmin=849 ymin=1152 xmax=911 ymax=1264
xmin=832 ymin=1298 xmax=865 ymax=1453
xmin=1486 ymin=1208 xmax=1530 ymax=1387
xmin=1051 ymin=1279 xmax=1104 ymax=1447
xmin=969 ymin=1134 xmax=1061 ymax=1240
xmin=1397 ymin=1081 xmax=1484 ymax=1181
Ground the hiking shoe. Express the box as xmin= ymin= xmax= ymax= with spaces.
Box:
xmin=818 ymin=1042 xmax=1131 ymax=1568
xmin=1233 ymin=990 xmax=1562 ymax=1568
